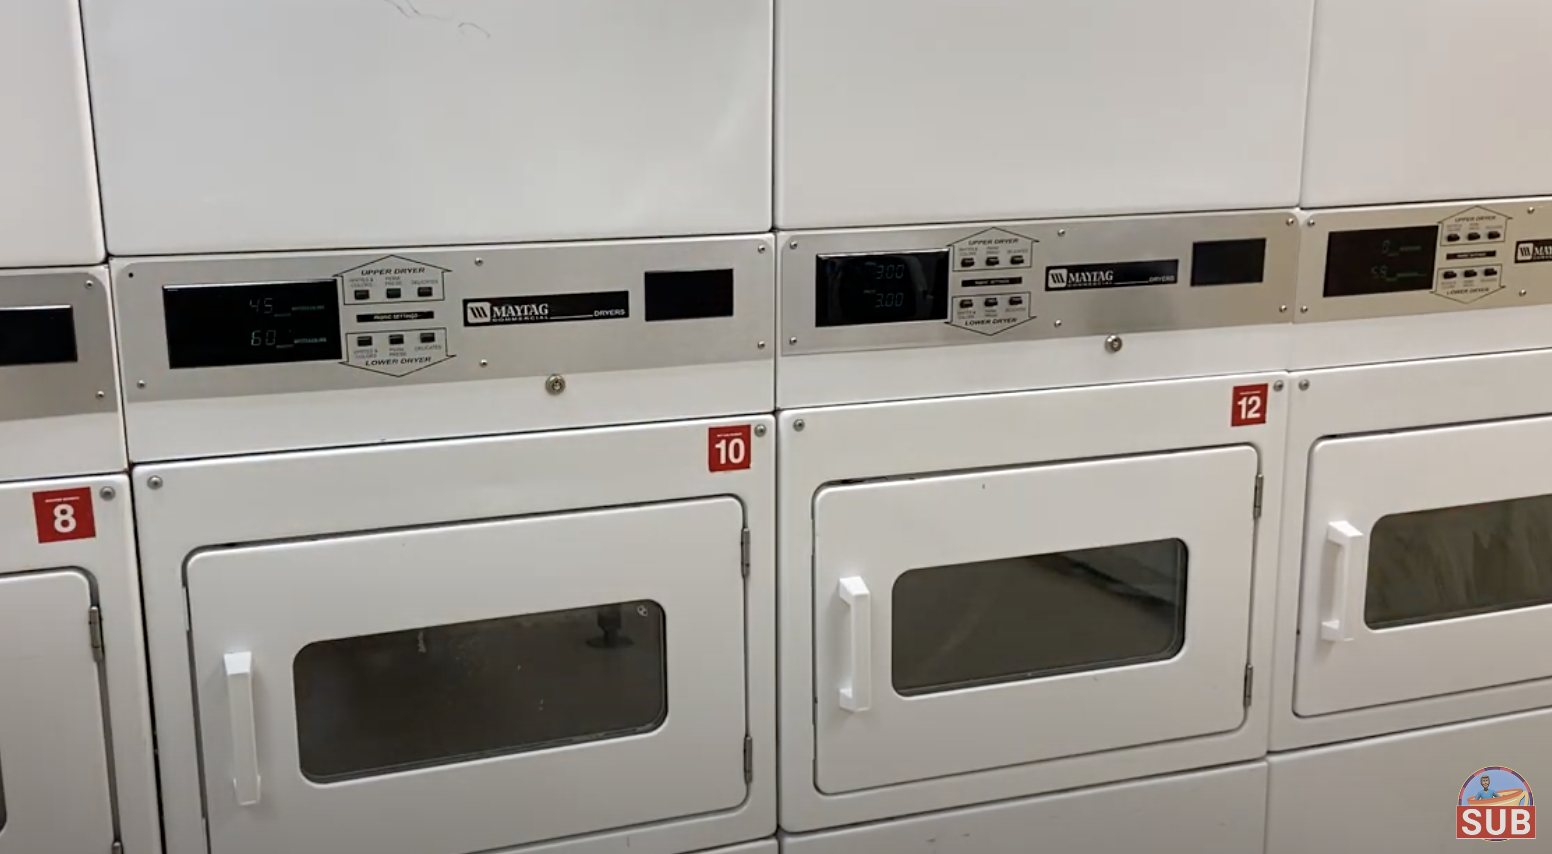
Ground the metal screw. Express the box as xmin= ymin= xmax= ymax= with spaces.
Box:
xmin=1286 ymin=216 xmax=1296 ymax=226
xmin=1104 ymin=334 xmax=1123 ymax=353
xmin=474 ymin=257 xmax=484 ymax=266
xmin=147 ymin=476 xmax=164 ymax=490
xmin=545 ymin=374 xmax=566 ymax=395
xmin=753 ymin=424 xmax=767 ymax=437
xmin=757 ymin=341 xmax=767 ymax=349
xmin=1306 ymin=218 xmax=1317 ymax=228
xmin=1273 ymin=380 xmax=1285 ymax=392
xmin=789 ymin=336 xmax=798 ymax=345
xmin=1279 ymin=305 xmax=1288 ymax=313
xmin=1300 ymin=306 xmax=1309 ymax=314
xmin=1053 ymin=319 xmax=1063 ymax=328
xmin=793 ymin=419 xmax=806 ymax=432
xmin=1521 ymin=289 xmax=1529 ymax=297
xmin=479 ymin=359 xmax=488 ymax=367
xmin=757 ymin=245 xmax=767 ymax=254
xmin=85 ymin=279 xmax=94 ymax=289
xmin=99 ymin=486 xmax=116 ymax=501
xmin=789 ymin=240 xmax=799 ymax=250
xmin=1298 ymin=379 xmax=1310 ymax=391
xmin=136 ymin=380 xmax=146 ymax=389
xmin=96 ymin=390 xmax=106 ymax=399
xmin=1530 ymin=207 xmax=1538 ymax=214
xmin=1057 ymin=229 xmax=1067 ymax=237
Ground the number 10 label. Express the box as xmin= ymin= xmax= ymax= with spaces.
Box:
xmin=708 ymin=425 xmax=753 ymax=473
xmin=1231 ymin=384 xmax=1270 ymax=428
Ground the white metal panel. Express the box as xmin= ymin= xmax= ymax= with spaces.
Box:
xmin=778 ymin=374 xmax=1287 ymax=831
xmin=812 ymin=447 xmax=1257 ymax=793
xmin=0 ymin=476 xmax=159 ymax=854
xmin=135 ymin=418 xmax=776 ymax=854
xmin=83 ymin=0 xmax=772 ymax=254
xmin=189 ymin=498 xmax=746 ymax=854
xmin=775 ymin=0 xmax=1313 ymax=228
xmin=1303 ymin=0 xmax=1552 ymax=207
xmin=0 ymin=571 xmax=113 ymax=854
xmin=0 ymin=0 xmax=102 ymax=266
xmin=1273 ymin=349 xmax=1552 ymax=751
xmin=1268 ymin=708 xmax=1552 ymax=852
xmin=783 ymin=762 xmax=1267 ymax=854
xmin=1294 ymin=419 xmax=1552 ymax=717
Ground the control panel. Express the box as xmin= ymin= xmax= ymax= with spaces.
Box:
xmin=782 ymin=211 xmax=1297 ymax=356
xmin=1298 ymin=200 xmax=1552 ymax=322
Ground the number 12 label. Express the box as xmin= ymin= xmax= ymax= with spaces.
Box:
xmin=33 ymin=487 xmax=97 ymax=544
xmin=1231 ymin=384 xmax=1270 ymax=428
xmin=708 ymin=425 xmax=753 ymax=473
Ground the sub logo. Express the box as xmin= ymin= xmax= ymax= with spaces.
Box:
xmin=466 ymin=301 xmax=492 ymax=324
xmin=1516 ymin=239 xmax=1552 ymax=264
xmin=1458 ymin=766 xmax=1535 ymax=840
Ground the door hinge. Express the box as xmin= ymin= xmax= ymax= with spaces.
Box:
xmin=743 ymin=735 xmax=753 ymax=784
xmin=740 ymin=527 xmax=751 ymax=578
xmin=88 ymin=606 xmax=105 ymax=663
xmin=1252 ymin=473 xmax=1264 ymax=520
xmin=1243 ymin=664 xmax=1254 ymax=707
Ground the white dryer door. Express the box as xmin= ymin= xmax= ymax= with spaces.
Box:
xmin=187 ymin=497 xmax=748 ymax=854
xmin=1294 ymin=417 xmax=1552 ymax=716
xmin=0 ymin=571 xmax=115 ymax=854
xmin=812 ymin=446 xmax=1259 ymax=794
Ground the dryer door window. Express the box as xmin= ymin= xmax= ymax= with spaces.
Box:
xmin=0 ymin=571 xmax=116 ymax=854
xmin=1295 ymin=417 xmax=1552 ymax=717
xmin=186 ymin=497 xmax=748 ymax=854
xmin=812 ymin=446 xmax=1259 ymax=794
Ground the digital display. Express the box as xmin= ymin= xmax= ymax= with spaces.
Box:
xmin=1191 ymin=238 xmax=1267 ymax=287
xmin=163 ymin=280 xmax=343 ymax=369
xmin=0 ymin=306 xmax=77 ymax=366
xmin=815 ymin=250 xmax=949 ymax=327
xmin=1324 ymin=226 xmax=1439 ymax=298
xmin=644 ymin=268 xmax=735 ymax=321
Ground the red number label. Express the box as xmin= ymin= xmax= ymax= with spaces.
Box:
xmin=33 ymin=487 xmax=97 ymax=544
xmin=1231 ymin=384 xmax=1269 ymax=427
xmin=708 ymin=425 xmax=753 ymax=472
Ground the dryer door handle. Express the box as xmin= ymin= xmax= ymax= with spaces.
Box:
xmin=837 ymin=576 xmax=873 ymax=713
xmin=224 ymin=651 xmax=262 ymax=806
xmin=1321 ymin=521 xmax=1366 ymax=643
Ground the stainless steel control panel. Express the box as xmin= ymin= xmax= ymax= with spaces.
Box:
xmin=0 ymin=268 xmax=118 ymax=425
xmin=1296 ymin=200 xmax=1552 ymax=323
xmin=780 ymin=210 xmax=1297 ymax=356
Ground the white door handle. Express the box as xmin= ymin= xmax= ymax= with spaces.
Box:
xmin=837 ymin=576 xmax=873 ymax=713
xmin=224 ymin=651 xmax=262 ymax=806
xmin=1321 ymin=521 xmax=1366 ymax=643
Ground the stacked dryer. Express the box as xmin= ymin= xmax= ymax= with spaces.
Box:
xmin=1269 ymin=1 xmax=1552 ymax=848
xmin=81 ymin=3 xmax=777 ymax=854
xmin=0 ymin=2 xmax=159 ymax=854
xmin=774 ymin=1 xmax=1313 ymax=850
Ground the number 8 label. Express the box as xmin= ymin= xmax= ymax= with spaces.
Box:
xmin=33 ymin=487 xmax=97 ymax=543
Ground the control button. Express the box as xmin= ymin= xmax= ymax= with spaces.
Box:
xmin=1443 ymin=270 xmax=1459 ymax=280
xmin=1467 ymin=232 xmax=1482 ymax=241
xmin=984 ymin=257 xmax=1000 ymax=267
xmin=386 ymin=287 xmax=402 ymax=299
xmin=417 ymin=286 xmax=434 ymax=298
xmin=388 ymin=333 xmax=405 ymax=345
xmin=959 ymin=298 xmax=974 ymax=309
xmin=960 ymin=258 xmax=975 ymax=268
xmin=353 ymin=289 xmax=370 ymax=300
xmin=1010 ymin=255 xmax=1026 ymax=265
xmin=1463 ymin=269 xmax=1479 ymax=278
xmin=1008 ymin=295 xmax=1025 ymax=306
xmin=983 ymin=297 xmax=999 ymax=307
xmin=1485 ymin=268 xmax=1499 ymax=277
xmin=419 ymin=332 xmax=436 ymax=343
xmin=1488 ymin=231 xmax=1503 ymax=240
xmin=1447 ymin=233 xmax=1462 ymax=243
xmin=355 ymin=335 xmax=372 ymax=346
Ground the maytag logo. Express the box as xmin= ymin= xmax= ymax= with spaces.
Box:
xmin=1048 ymin=268 xmax=1114 ymax=288
xmin=1518 ymin=240 xmax=1552 ymax=263
xmin=1046 ymin=260 xmax=1179 ymax=291
xmin=463 ymin=291 xmax=629 ymax=327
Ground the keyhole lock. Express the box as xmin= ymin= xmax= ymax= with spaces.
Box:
xmin=545 ymin=374 xmax=566 ymax=395
xmin=1105 ymin=334 xmax=1124 ymax=353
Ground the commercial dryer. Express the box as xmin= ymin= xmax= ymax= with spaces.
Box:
xmin=115 ymin=237 xmax=777 ymax=854
xmin=0 ymin=0 xmax=102 ymax=266
xmin=775 ymin=0 xmax=1314 ymax=229
xmin=0 ymin=269 xmax=159 ymax=854
xmin=775 ymin=210 xmax=1297 ymax=833
xmin=1303 ymin=0 xmax=1552 ymax=207
xmin=1269 ymin=197 xmax=1552 ymax=839
xmin=81 ymin=0 xmax=771 ymax=254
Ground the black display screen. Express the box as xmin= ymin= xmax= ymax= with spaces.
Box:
xmin=163 ymin=280 xmax=343 ymax=369
xmin=644 ymin=268 xmax=735 ymax=321
xmin=0 ymin=306 xmax=77 ymax=366
xmin=1324 ymin=226 xmax=1439 ymax=298
xmin=1192 ymin=238 xmax=1267 ymax=287
xmin=815 ymin=250 xmax=949 ymax=327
